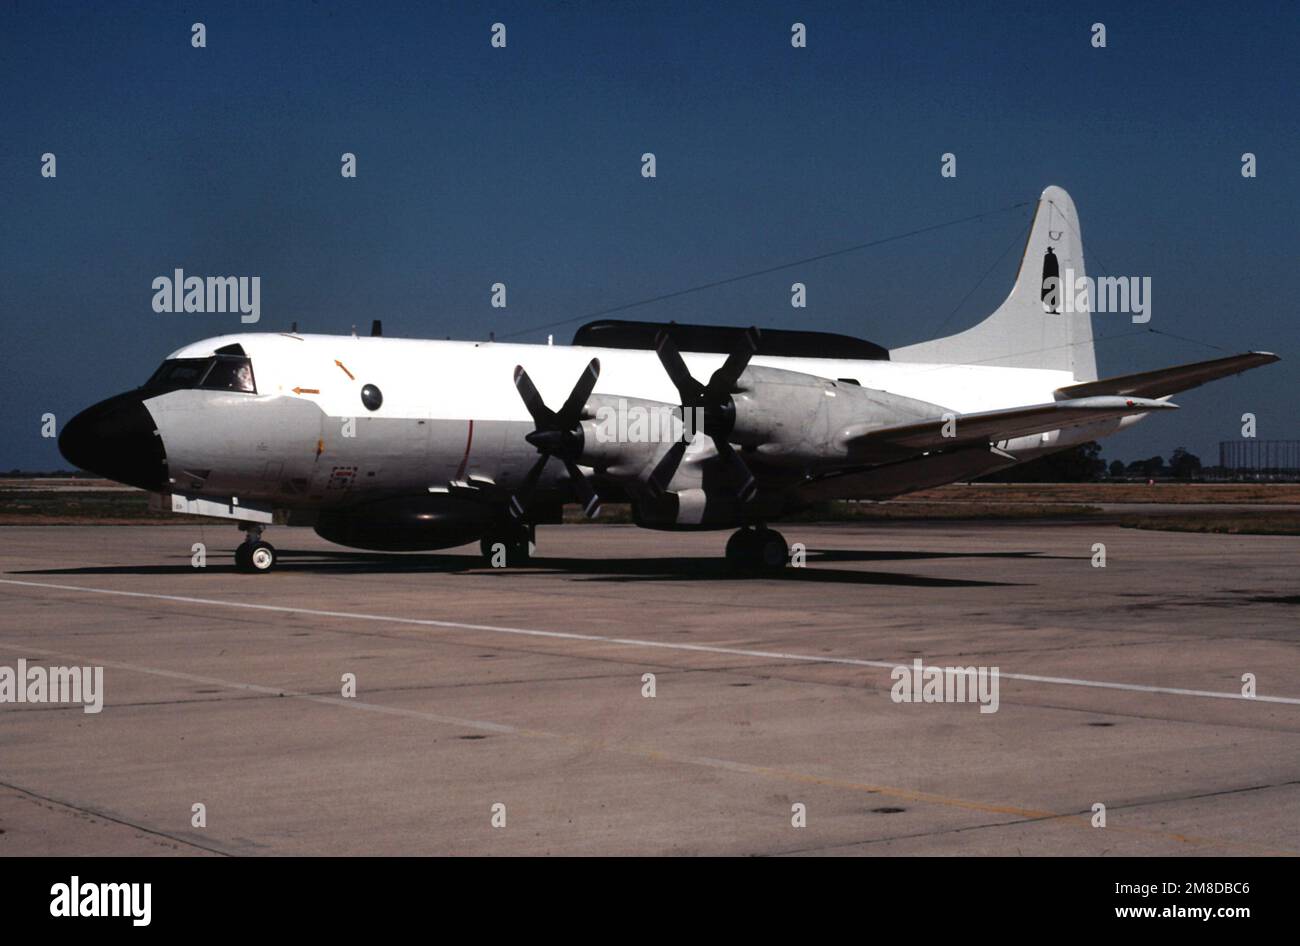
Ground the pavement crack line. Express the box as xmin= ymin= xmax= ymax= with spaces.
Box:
xmin=768 ymin=778 xmax=1300 ymax=857
xmin=0 ymin=778 xmax=233 ymax=856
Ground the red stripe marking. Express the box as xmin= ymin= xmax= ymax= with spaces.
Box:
xmin=455 ymin=419 xmax=474 ymax=480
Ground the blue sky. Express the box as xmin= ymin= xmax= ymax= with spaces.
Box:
xmin=2 ymin=0 xmax=1296 ymax=469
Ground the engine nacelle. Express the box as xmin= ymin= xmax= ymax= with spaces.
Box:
xmin=576 ymin=393 xmax=686 ymax=478
xmin=314 ymin=495 xmax=495 ymax=551
xmin=729 ymin=365 xmax=940 ymax=468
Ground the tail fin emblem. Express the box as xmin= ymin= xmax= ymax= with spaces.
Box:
xmin=1041 ymin=246 xmax=1061 ymax=314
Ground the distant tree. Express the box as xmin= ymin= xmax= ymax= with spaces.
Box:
xmin=1126 ymin=455 xmax=1166 ymax=478
xmin=1108 ymin=460 xmax=1126 ymax=478
xmin=978 ymin=441 xmax=1106 ymax=483
xmin=1168 ymin=447 xmax=1202 ymax=480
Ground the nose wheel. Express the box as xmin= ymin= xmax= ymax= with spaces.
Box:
xmin=725 ymin=526 xmax=788 ymax=570
xmin=235 ymin=525 xmax=277 ymax=573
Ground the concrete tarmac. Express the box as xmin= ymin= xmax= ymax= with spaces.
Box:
xmin=0 ymin=522 xmax=1296 ymax=856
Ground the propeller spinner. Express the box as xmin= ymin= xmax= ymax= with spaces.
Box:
xmin=510 ymin=358 xmax=602 ymax=520
xmin=647 ymin=326 xmax=760 ymax=501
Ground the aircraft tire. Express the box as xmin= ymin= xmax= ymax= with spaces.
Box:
xmin=246 ymin=541 xmax=276 ymax=573
xmin=726 ymin=528 xmax=788 ymax=570
xmin=725 ymin=528 xmax=761 ymax=567
xmin=754 ymin=528 xmax=789 ymax=569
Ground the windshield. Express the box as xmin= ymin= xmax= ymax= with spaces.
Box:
xmin=144 ymin=355 xmax=256 ymax=394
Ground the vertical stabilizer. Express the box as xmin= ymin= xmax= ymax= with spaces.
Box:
xmin=892 ymin=186 xmax=1097 ymax=381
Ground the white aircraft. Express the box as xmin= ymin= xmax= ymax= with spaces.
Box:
xmin=59 ymin=186 xmax=1277 ymax=571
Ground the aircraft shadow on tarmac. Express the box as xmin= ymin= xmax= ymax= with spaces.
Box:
xmin=14 ymin=547 xmax=1044 ymax=587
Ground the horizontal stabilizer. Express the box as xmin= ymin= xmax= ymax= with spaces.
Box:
xmin=840 ymin=396 xmax=1175 ymax=454
xmin=1055 ymin=351 xmax=1279 ymax=400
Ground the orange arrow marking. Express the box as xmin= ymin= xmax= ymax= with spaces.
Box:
xmin=293 ymin=387 xmax=320 ymax=395
xmin=334 ymin=360 xmax=355 ymax=380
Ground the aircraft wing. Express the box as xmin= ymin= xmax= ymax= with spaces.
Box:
xmin=1054 ymin=352 xmax=1279 ymax=400
xmin=839 ymin=396 xmax=1175 ymax=454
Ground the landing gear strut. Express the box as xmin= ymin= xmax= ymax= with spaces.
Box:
xmin=725 ymin=526 xmax=788 ymax=570
xmin=235 ymin=523 xmax=276 ymax=573
xmin=480 ymin=522 xmax=535 ymax=567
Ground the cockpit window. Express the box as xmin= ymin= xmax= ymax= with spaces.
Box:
xmin=146 ymin=358 xmax=211 ymax=390
xmin=144 ymin=355 xmax=256 ymax=394
xmin=203 ymin=357 xmax=256 ymax=393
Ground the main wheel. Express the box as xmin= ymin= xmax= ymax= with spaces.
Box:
xmin=725 ymin=528 xmax=788 ymax=570
xmin=754 ymin=528 xmax=789 ymax=569
xmin=235 ymin=543 xmax=252 ymax=571
xmin=246 ymin=541 xmax=276 ymax=573
xmin=725 ymin=528 xmax=759 ymax=566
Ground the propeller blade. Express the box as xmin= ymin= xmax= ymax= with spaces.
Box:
xmin=513 ymin=366 xmax=556 ymax=428
xmin=645 ymin=438 xmax=689 ymax=497
xmin=654 ymin=330 xmax=706 ymax=403
xmin=512 ymin=361 xmax=606 ymax=520
xmin=509 ymin=454 xmax=550 ymax=520
xmin=713 ymin=438 xmax=757 ymax=503
xmin=556 ymin=358 xmax=600 ymax=429
xmin=707 ymin=326 xmax=761 ymax=395
xmin=562 ymin=459 xmax=601 ymax=518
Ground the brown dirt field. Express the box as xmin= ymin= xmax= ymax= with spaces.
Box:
xmin=4 ymin=479 xmax=1298 ymax=531
xmin=908 ymin=482 xmax=1300 ymax=504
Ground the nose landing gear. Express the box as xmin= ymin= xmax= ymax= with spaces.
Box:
xmin=725 ymin=526 xmax=789 ymax=570
xmin=235 ymin=523 xmax=277 ymax=573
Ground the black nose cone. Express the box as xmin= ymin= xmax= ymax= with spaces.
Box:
xmin=58 ymin=392 xmax=168 ymax=491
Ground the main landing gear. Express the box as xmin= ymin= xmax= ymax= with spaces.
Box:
xmin=725 ymin=526 xmax=789 ymax=570
xmin=480 ymin=522 xmax=535 ymax=567
xmin=235 ymin=523 xmax=277 ymax=573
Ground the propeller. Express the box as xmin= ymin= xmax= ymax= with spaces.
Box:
xmin=647 ymin=327 xmax=761 ymax=500
xmin=510 ymin=358 xmax=602 ymax=520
